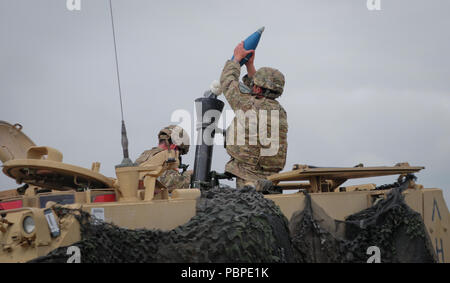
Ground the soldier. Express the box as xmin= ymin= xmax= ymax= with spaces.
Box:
xmin=135 ymin=125 xmax=192 ymax=190
xmin=220 ymin=42 xmax=288 ymax=189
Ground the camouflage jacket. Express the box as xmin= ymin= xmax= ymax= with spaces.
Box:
xmin=220 ymin=60 xmax=288 ymax=180
xmin=159 ymin=169 xmax=192 ymax=191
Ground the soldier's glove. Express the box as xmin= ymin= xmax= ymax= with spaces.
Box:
xmin=210 ymin=80 xmax=222 ymax=96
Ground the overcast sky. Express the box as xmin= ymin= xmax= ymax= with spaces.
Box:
xmin=1 ymin=0 xmax=449 ymax=204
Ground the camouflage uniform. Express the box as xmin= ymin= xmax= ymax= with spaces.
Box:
xmin=220 ymin=60 xmax=288 ymax=189
xmin=159 ymin=169 xmax=192 ymax=191
xmin=135 ymin=125 xmax=191 ymax=190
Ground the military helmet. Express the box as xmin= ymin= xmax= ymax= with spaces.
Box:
xmin=253 ymin=67 xmax=285 ymax=99
xmin=158 ymin=125 xmax=190 ymax=155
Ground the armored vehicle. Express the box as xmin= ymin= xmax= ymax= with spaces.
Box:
xmin=0 ymin=91 xmax=449 ymax=263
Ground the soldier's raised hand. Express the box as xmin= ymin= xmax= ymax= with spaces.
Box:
xmin=245 ymin=49 xmax=255 ymax=66
xmin=233 ymin=41 xmax=254 ymax=64
xmin=245 ymin=50 xmax=256 ymax=77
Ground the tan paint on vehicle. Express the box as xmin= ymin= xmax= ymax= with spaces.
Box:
xmin=0 ymin=122 xmax=449 ymax=263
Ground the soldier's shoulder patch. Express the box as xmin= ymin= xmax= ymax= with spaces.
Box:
xmin=239 ymin=82 xmax=252 ymax=94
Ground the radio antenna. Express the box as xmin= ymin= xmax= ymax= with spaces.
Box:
xmin=108 ymin=0 xmax=134 ymax=167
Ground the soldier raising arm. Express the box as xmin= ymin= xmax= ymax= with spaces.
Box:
xmin=219 ymin=42 xmax=288 ymax=189
xmin=220 ymin=42 xmax=261 ymax=112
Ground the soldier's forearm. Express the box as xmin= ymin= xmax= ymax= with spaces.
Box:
xmin=246 ymin=64 xmax=256 ymax=78
xmin=220 ymin=60 xmax=241 ymax=93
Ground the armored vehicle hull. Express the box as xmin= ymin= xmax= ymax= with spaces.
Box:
xmin=0 ymin=121 xmax=448 ymax=263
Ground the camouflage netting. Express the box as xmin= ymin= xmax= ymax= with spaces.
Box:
xmin=31 ymin=175 xmax=436 ymax=263
xmin=290 ymin=174 xmax=437 ymax=263
xmin=30 ymin=186 xmax=295 ymax=263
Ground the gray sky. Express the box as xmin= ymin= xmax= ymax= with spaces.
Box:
xmin=1 ymin=0 xmax=449 ymax=204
